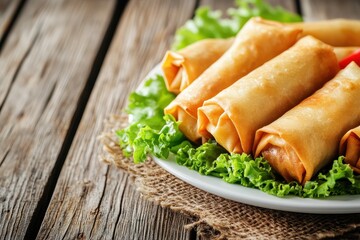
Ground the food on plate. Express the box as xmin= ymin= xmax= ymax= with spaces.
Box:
xmin=161 ymin=38 xmax=234 ymax=94
xmin=118 ymin=0 xmax=360 ymax=197
xmin=254 ymin=62 xmax=360 ymax=184
xmin=334 ymin=47 xmax=360 ymax=61
xmin=165 ymin=18 xmax=301 ymax=143
xmin=340 ymin=126 xmax=360 ymax=174
xmin=291 ymin=19 xmax=360 ymax=46
xmin=197 ymin=36 xmax=338 ymax=154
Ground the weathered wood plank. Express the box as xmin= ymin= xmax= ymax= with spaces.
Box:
xmin=37 ymin=0 xmax=197 ymax=239
xmin=302 ymin=0 xmax=360 ymax=21
xmin=0 ymin=0 xmax=23 ymax=41
xmin=0 ymin=0 xmax=24 ymax=103
xmin=0 ymin=0 xmax=115 ymax=239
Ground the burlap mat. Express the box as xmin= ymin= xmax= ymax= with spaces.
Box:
xmin=99 ymin=114 xmax=360 ymax=240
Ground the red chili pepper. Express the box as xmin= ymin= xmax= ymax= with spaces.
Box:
xmin=339 ymin=49 xmax=360 ymax=69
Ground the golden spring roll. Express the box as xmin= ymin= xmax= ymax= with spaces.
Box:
xmin=339 ymin=126 xmax=360 ymax=174
xmin=165 ymin=18 xmax=302 ymax=143
xmin=291 ymin=19 xmax=360 ymax=46
xmin=254 ymin=62 xmax=360 ymax=184
xmin=334 ymin=47 xmax=360 ymax=61
xmin=161 ymin=38 xmax=234 ymax=94
xmin=198 ymin=36 xmax=339 ymax=154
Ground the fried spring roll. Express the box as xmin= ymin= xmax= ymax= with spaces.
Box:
xmin=254 ymin=62 xmax=360 ymax=184
xmin=334 ymin=47 xmax=360 ymax=61
xmin=197 ymin=36 xmax=339 ymax=154
xmin=291 ymin=19 xmax=360 ymax=46
xmin=165 ymin=18 xmax=302 ymax=143
xmin=161 ymin=38 xmax=234 ymax=94
xmin=340 ymin=126 xmax=360 ymax=174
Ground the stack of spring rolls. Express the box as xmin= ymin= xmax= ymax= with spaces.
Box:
xmin=161 ymin=17 xmax=360 ymax=184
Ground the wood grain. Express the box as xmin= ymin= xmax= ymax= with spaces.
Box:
xmin=37 ymin=0 xmax=197 ymax=239
xmin=302 ymin=0 xmax=360 ymax=20
xmin=0 ymin=0 xmax=22 ymax=42
xmin=0 ymin=0 xmax=115 ymax=239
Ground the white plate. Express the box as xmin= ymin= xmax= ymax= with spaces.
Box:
xmin=143 ymin=65 xmax=360 ymax=214
xmin=153 ymin=156 xmax=360 ymax=214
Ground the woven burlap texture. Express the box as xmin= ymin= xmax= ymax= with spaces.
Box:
xmin=100 ymin=115 xmax=360 ymax=240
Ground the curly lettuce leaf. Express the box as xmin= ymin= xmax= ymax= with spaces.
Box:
xmin=130 ymin=115 xmax=188 ymax=163
xmin=172 ymin=7 xmax=235 ymax=51
xmin=116 ymin=75 xmax=176 ymax=161
xmin=126 ymin=75 xmax=175 ymax=125
xmin=228 ymin=0 xmax=302 ymax=31
xmin=176 ymin=140 xmax=228 ymax=174
xmin=172 ymin=0 xmax=302 ymax=50
xmin=303 ymin=157 xmax=360 ymax=197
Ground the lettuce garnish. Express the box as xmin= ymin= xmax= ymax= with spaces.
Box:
xmin=116 ymin=1 xmax=360 ymax=197
xmin=117 ymin=75 xmax=177 ymax=162
xmin=172 ymin=0 xmax=302 ymax=50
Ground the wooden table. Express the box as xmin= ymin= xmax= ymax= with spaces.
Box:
xmin=1 ymin=0 xmax=359 ymax=239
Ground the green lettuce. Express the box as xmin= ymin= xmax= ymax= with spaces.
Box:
xmin=172 ymin=0 xmax=302 ymax=50
xmin=116 ymin=75 xmax=177 ymax=162
xmin=303 ymin=158 xmax=360 ymax=197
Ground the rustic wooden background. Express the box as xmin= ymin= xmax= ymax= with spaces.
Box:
xmin=0 ymin=0 xmax=359 ymax=239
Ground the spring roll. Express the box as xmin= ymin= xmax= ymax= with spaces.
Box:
xmin=334 ymin=47 xmax=360 ymax=61
xmin=291 ymin=19 xmax=360 ymax=46
xmin=165 ymin=17 xmax=302 ymax=143
xmin=162 ymin=38 xmax=234 ymax=94
xmin=340 ymin=126 xmax=360 ymax=174
xmin=198 ymin=36 xmax=339 ymax=154
xmin=254 ymin=62 xmax=360 ymax=184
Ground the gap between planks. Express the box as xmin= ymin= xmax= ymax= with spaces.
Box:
xmin=18 ymin=1 xmax=130 ymax=239
xmin=0 ymin=0 xmax=27 ymax=53
xmin=36 ymin=0 xmax=198 ymax=239
xmin=0 ymin=22 xmax=40 ymax=112
xmin=0 ymin=0 xmax=116 ymax=239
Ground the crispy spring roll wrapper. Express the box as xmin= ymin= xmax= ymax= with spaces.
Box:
xmin=291 ymin=19 xmax=360 ymax=46
xmin=340 ymin=126 xmax=360 ymax=174
xmin=334 ymin=47 xmax=360 ymax=61
xmin=165 ymin=18 xmax=302 ymax=143
xmin=161 ymin=38 xmax=234 ymax=94
xmin=198 ymin=36 xmax=339 ymax=154
xmin=254 ymin=62 xmax=360 ymax=184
